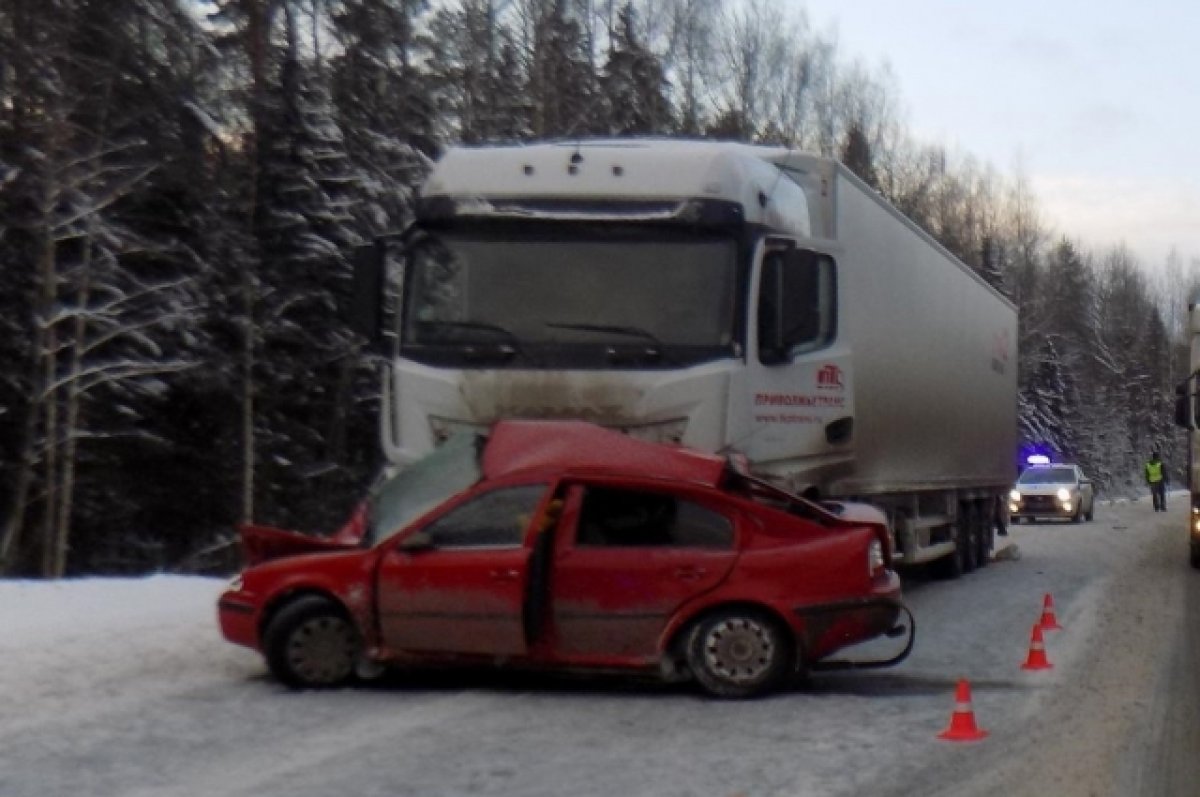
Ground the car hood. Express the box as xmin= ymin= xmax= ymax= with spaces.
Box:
xmin=238 ymin=505 xmax=368 ymax=566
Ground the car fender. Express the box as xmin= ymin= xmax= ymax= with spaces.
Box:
xmin=252 ymin=555 xmax=378 ymax=646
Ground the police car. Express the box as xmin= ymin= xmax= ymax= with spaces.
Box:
xmin=1008 ymin=456 xmax=1095 ymax=523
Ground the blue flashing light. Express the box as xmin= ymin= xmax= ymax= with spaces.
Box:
xmin=1026 ymin=454 xmax=1051 ymax=465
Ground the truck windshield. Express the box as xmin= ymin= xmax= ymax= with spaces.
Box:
xmin=402 ymin=230 xmax=739 ymax=368
xmin=365 ymin=431 xmax=483 ymax=545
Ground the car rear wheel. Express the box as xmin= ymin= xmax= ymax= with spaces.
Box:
xmin=687 ymin=610 xmax=791 ymax=699
xmin=1085 ymin=499 xmax=1094 ymax=522
xmin=264 ymin=596 xmax=361 ymax=689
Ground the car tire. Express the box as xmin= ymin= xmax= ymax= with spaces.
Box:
xmin=1072 ymin=504 xmax=1083 ymax=524
xmin=1085 ymin=500 xmax=1094 ymax=522
xmin=687 ymin=609 xmax=792 ymax=699
xmin=264 ymin=595 xmax=361 ymax=689
xmin=1191 ymin=544 xmax=1200 ymax=571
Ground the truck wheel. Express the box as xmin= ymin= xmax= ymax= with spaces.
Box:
xmin=975 ymin=502 xmax=991 ymax=569
xmin=959 ymin=505 xmax=978 ymax=573
xmin=264 ymin=595 xmax=361 ymax=689
xmin=686 ymin=609 xmax=792 ymax=699
xmin=933 ymin=535 xmax=964 ymax=580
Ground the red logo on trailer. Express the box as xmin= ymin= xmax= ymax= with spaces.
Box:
xmin=817 ymin=364 xmax=844 ymax=390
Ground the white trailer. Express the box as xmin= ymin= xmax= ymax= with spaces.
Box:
xmin=354 ymin=140 xmax=1018 ymax=576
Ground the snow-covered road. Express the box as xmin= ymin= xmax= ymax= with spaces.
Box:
xmin=3 ymin=494 xmax=1196 ymax=797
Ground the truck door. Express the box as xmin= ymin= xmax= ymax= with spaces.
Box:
xmin=375 ymin=483 xmax=547 ymax=656
xmin=744 ymin=240 xmax=854 ymax=474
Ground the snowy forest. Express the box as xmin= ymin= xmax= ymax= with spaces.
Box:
xmin=0 ymin=0 xmax=1195 ymax=578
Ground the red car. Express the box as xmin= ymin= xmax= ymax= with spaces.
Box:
xmin=218 ymin=421 xmax=911 ymax=698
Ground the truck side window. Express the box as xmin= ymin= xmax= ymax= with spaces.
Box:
xmin=758 ymin=249 xmax=836 ymax=363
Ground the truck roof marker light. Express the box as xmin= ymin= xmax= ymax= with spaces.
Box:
xmin=1027 ymin=454 xmax=1051 ymax=465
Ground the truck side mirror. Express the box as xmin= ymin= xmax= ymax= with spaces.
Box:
xmin=757 ymin=256 xmax=789 ymax=365
xmin=348 ymin=242 xmax=388 ymax=350
xmin=1175 ymin=393 xmax=1196 ymax=430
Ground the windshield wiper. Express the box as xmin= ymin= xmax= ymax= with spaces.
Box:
xmin=416 ymin=320 xmax=528 ymax=363
xmin=545 ymin=321 xmax=666 ymax=345
xmin=545 ymin=322 xmax=676 ymax=364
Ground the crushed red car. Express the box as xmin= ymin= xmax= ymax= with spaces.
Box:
xmin=218 ymin=420 xmax=912 ymax=698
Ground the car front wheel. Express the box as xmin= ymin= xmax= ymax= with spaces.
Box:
xmin=687 ymin=610 xmax=792 ymax=699
xmin=264 ymin=595 xmax=361 ymax=689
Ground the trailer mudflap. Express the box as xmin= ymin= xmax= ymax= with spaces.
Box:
xmin=794 ymin=597 xmax=916 ymax=671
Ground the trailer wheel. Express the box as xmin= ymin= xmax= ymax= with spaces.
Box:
xmin=932 ymin=532 xmax=964 ymax=580
xmin=959 ymin=505 xmax=978 ymax=573
xmin=974 ymin=502 xmax=991 ymax=569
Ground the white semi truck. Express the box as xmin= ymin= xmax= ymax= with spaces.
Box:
xmin=352 ymin=140 xmax=1018 ymax=577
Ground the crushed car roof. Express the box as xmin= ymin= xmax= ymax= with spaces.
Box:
xmin=481 ymin=420 xmax=727 ymax=486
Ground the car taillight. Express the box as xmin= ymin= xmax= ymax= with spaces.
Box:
xmin=868 ymin=538 xmax=885 ymax=576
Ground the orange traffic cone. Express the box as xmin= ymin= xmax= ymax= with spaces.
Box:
xmin=1038 ymin=593 xmax=1063 ymax=631
xmin=1021 ymin=623 xmax=1053 ymax=670
xmin=937 ymin=679 xmax=989 ymax=741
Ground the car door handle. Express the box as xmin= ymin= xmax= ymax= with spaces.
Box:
xmin=489 ymin=568 xmax=520 ymax=581
xmin=673 ymin=566 xmax=708 ymax=581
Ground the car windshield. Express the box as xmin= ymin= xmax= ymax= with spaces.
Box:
xmin=402 ymin=230 xmax=738 ymax=367
xmin=365 ymin=432 xmax=483 ymax=545
xmin=1017 ymin=467 xmax=1076 ymax=485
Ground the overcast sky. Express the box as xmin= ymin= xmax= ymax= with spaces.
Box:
xmin=800 ymin=0 xmax=1200 ymax=272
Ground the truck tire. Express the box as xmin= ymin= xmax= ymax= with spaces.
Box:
xmin=264 ymin=595 xmax=361 ymax=689
xmin=686 ymin=609 xmax=792 ymax=699
xmin=960 ymin=503 xmax=978 ymax=573
xmin=975 ymin=502 xmax=991 ymax=569
xmin=932 ymin=526 xmax=965 ymax=580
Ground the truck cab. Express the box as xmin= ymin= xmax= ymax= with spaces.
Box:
xmin=351 ymin=139 xmax=1016 ymax=577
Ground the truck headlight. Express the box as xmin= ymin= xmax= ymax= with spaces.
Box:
xmin=1009 ymin=489 xmax=1021 ymax=502
xmin=1057 ymin=488 xmax=1071 ymax=502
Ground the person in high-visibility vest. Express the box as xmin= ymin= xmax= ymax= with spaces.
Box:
xmin=1145 ymin=450 xmax=1167 ymax=512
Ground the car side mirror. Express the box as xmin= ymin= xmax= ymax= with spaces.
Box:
xmin=398 ymin=531 xmax=434 ymax=552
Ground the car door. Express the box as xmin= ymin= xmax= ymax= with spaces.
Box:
xmin=375 ymin=482 xmax=548 ymax=657
xmin=547 ymin=483 xmax=739 ymax=662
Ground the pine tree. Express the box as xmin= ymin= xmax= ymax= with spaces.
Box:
xmin=599 ymin=3 xmax=673 ymax=135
